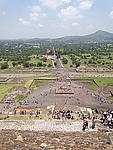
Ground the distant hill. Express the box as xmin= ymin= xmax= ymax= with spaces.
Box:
xmin=1 ymin=30 xmax=113 ymax=44
xmin=55 ymin=30 xmax=113 ymax=43
xmin=29 ymin=30 xmax=113 ymax=44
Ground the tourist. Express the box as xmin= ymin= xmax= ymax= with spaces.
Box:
xmin=91 ymin=115 xmax=97 ymax=129
xmin=85 ymin=117 xmax=88 ymax=129
xmin=82 ymin=120 xmax=87 ymax=131
xmin=106 ymin=114 xmax=112 ymax=127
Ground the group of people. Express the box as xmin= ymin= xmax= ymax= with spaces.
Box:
xmin=82 ymin=115 xmax=97 ymax=131
xmin=93 ymin=93 xmax=113 ymax=105
xmin=53 ymin=110 xmax=74 ymax=120
xmin=82 ymin=109 xmax=113 ymax=131
xmin=100 ymin=109 xmax=113 ymax=128
xmin=52 ymin=109 xmax=98 ymax=131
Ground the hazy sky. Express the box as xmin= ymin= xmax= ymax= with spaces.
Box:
xmin=0 ymin=0 xmax=113 ymax=39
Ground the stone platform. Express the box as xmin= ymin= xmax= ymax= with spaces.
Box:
xmin=55 ymin=86 xmax=74 ymax=94
xmin=0 ymin=128 xmax=113 ymax=150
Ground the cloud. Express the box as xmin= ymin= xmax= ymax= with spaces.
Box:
xmin=58 ymin=6 xmax=84 ymax=21
xmin=19 ymin=18 xmax=30 ymax=25
xmin=19 ymin=5 xmax=46 ymax=27
xmin=30 ymin=5 xmax=46 ymax=21
xmin=72 ymin=22 xmax=80 ymax=27
xmin=78 ymin=0 xmax=94 ymax=10
xmin=38 ymin=23 xmax=44 ymax=27
xmin=39 ymin=0 xmax=72 ymax=8
xmin=58 ymin=0 xmax=95 ymax=21
xmin=30 ymin=12 xmax=39 ymax=21
xmin=30 ymin=12 xmax=46 ymax=21
xmin=110 ymin=10 xmax=113 ymax=18
xmin=31 ymin=22 xmax=44 ymax=28
xmin=32 ymin=6 xmax=41 ymax=12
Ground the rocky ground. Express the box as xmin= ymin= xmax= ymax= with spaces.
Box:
xmin=0 ymin=120 xmax=98 ymax=132
xmin=0 ymin=128 xmax=113 ymax=150
xmin=0 ymin=119 xmax=113 ymax=150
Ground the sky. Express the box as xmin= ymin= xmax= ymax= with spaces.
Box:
xmin=0 ymin=0 xmax=113 ymax=39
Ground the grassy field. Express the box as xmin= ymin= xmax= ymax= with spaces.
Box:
xmin=28 ymin=55 xmax=53 ymax=68
xmin=0 ymin=71 xmax=24 ymax=74
xmin=0 ymin=76 xmax=113 ymax=102
xmin=0 ymin=83 xmax=23 ymax=101
xmin=30 ymin=79 xmax=55 ymax=90
xmin=0 ymin=60 xmax=23 ymax=68
xmin=0 ymin=55 xmax=53 ymax=69
xmin=94 ymin=77 xmax=113 ymax=86
xmin=25 ymin=79 xmax=34 ymax=88
xmin=73 ymin=77 xmax=113 ymax=90
xmin=36 ymin=74 xmax=55 ymax=79
xmin=61 ymin=55 xmax=72 ymax=68
xmin=81 ymin=80 xmax=97 ymax=90
xmin=60 ymin=52 xmax=113 ymax=68
xmin=0 ymin=74 xmax=55 ymax=101
xmin=0 ymin=113 xmax=52 ymax=120
xmin=16 ymin=94 xmax=29 ymax=102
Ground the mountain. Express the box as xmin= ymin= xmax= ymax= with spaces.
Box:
xmin=82 ymin=30 xmax=113 ymax=42
xmin=1 ymin=30 xmax=113 ymax=44
xmin=56 ymin=30 xmax=113 ymax=43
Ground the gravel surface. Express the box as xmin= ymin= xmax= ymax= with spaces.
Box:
xmin=0 ymin=119 xmax=98 ymax=132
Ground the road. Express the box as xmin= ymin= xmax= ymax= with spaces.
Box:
xmin=0 ymin=70 xmax=113 ymax=78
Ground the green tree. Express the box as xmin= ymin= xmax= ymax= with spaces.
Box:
xmin=12 ymin=62 xmax=17 ymax=67
xmin=75 ymin=61 xmax=80 ymax=68
xmin=23 ymin=62 xmax=30 ymax=68
xmin=62 ymin=58 xmax=68 ymax=64
xmin=1 ymin=62 xmax=9 ymax=69
xmin=43 ymin=64 xmax=46 ymax=67
xmin=37 ymin=62 xmax=43 ymax=67
xmin=48 ymin=64 xmax=52 ymax=67
xmin=42 ymin=57 xmax=47 ymax=62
